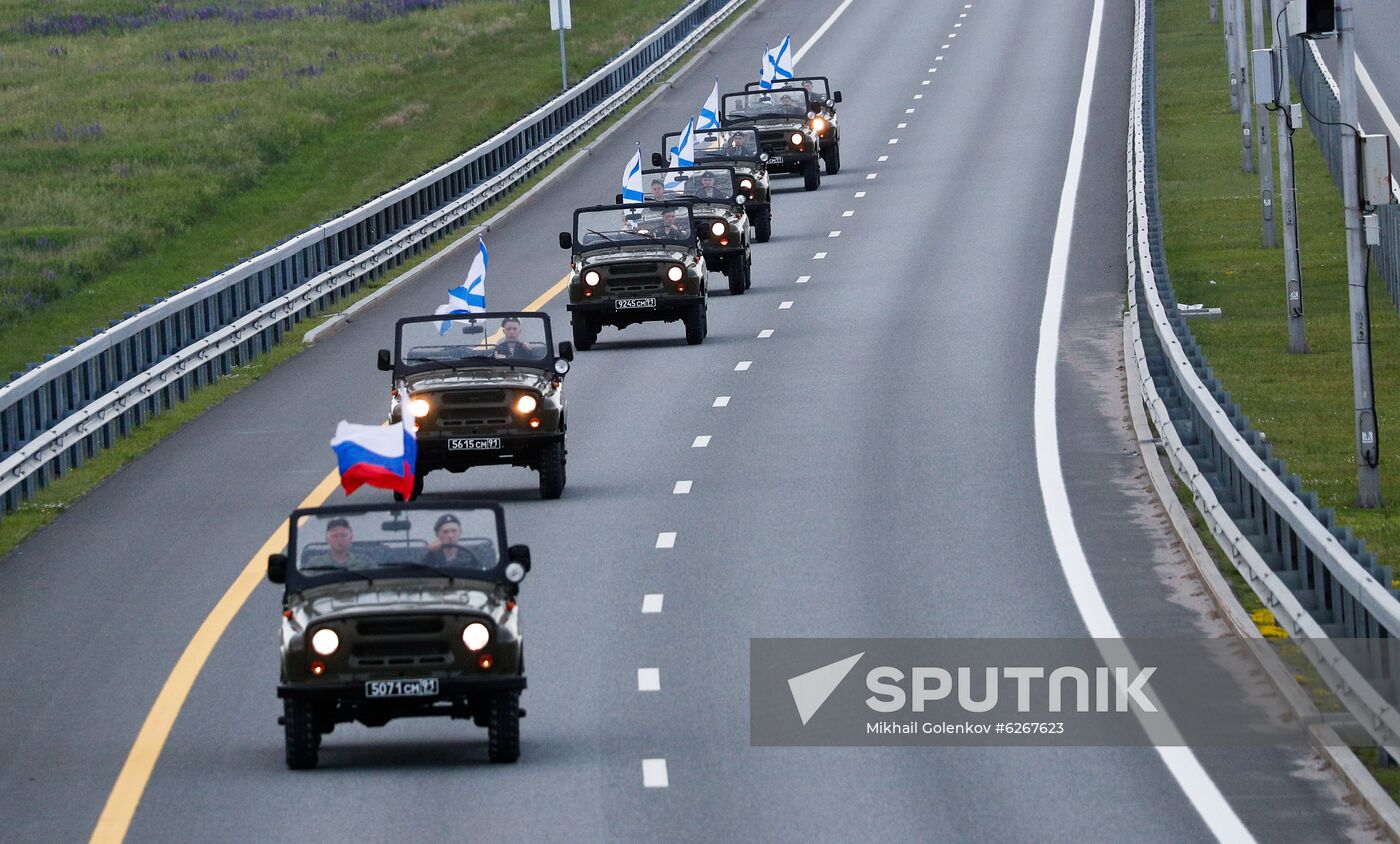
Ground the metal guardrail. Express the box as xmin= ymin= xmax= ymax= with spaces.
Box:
xmin=1131 ymin=0 xmax=1400 ymax=751
xmin=1290 ymin=36 xmax=1400 ymax=312
xmin=0 ymin=0 xmax=745 ymax=519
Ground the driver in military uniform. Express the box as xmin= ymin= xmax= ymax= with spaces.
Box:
xmin=304 ymin=518 xmax=376 ymax=569
xmin=653 ymin=208 xmax=685 ymax=239
xmin=692 ymin=171 xmax=726 ymax=200
xmin=494 ymin=317 xmax=539 ymax=359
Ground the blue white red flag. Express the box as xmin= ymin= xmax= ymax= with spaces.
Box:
xmin=331 ymin=391 xmax=417 ymax=499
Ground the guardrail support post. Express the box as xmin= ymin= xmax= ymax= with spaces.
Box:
xmin=1334 ymin=0 xmax=1383 ymax=506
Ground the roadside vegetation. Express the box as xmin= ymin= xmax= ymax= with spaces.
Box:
xmin=0 ymin=0 xmax=681 ymax=376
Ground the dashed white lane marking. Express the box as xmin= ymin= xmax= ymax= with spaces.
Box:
xmin=673 ymin=480 xmax=692 ymax=494
xmin=949 ymin=32 xmax=957 ymax=38
xmin=955 ymin=22 xmax=962 ymax=26
xmin=914 ymin=94 xmax=923 ymax=100
xmin=853 ymin=192 xmax=866 ymax=198
xmin=897 ymin=122 xmax=907 ymax=128
xmin=963 ymin=3 xmax=971 ymax=7
xmin=757 ymin=329 xmax=774 ymax=338
xmin=922 ymin=77 xmax=932 ymax=83
xmin=877 ymin=155 xmax=889 ymax=162
xmin=960 ymin=11 xmax=968 ymax=16
xmin=692 ymin=435 xmax=710 ymax=448
xmin=941 ymin=43 xmax=950 ymax=49
xmin=643 ymin=759 xmax=669 ymax=788
xmin=828 ymin=230 xmax=842 ymax=237
xmin=842 ymin=209 xmax=854 ymax=217
xmin=864 ymin=173 xmax=877 ymax=179
xmin=778 ymin=301 xmax=793 ymax=310
xmin=734 ymin=361 xmax=752 ymax=371
xmin=927 ymin=68 xmax=936 ymax=72
xmin=638 ymin=668 xmax=661 ymax=692
xmin=655 ymin=532 xmax=676 ymax=549
xmin=642 ymin=593 xmax=664 ymax=613
xmin=905 ymin=107 xmax=915 ymax=113
xmin=887 ymin=138 xmax=899 ymax=145
xmin=813 ymin=250 xmax=829 ymax=258
xmin=796 ymin=273 xmax=812 ymax=282
xmin=713 ymin=396 xmax=730 ymax=407
xmin=935 ymin=56 xmax=944 ymax=62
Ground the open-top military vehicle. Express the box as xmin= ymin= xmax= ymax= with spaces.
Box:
xmin=376 ymin=312 xmax=572 ymax=500
xmin=745 ymin=76 xmax=843 ymax=175
xmin=655 ymin=127 xmax=773 ymax=242
xmin=720 ymin=89 xmax=822 ymax=191
xmin=635 ymin=165 xmax=752 ymax=295
xmin=267 ymin=501 xmax=531 ymax=769
xmin=560 ymin=201 xmax=708 ymax=349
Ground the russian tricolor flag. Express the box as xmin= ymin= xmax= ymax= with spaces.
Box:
xmin=331 ymin=393 xmax=417 ymax=498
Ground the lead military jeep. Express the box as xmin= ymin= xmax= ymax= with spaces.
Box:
xmin=720 ymin=89 xmax=822 ymax=191
xmin=656 ymin=127 xmax=773 ymax=242
xmin=267 ymin=501 xmax=531 ymax=769
xmin=376 ymin=312 xmax=572 ymax=500
xmin=744 ymin=76 xmax=843 ymax=175
xmin=560 ymin=202 xmax=708 ymax=350
xmin=637 ymin=165 xmax=753 ymax=295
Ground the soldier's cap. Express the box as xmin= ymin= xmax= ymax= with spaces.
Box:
xmin=326 ymin=517 xmax=351 ymax=532
xmin=434 ymin=514 xmax=461 ymax=532
xmin=700 ymin=171 xmax=717 ymax=179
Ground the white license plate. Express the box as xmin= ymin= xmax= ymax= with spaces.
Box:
xmin=767 ymin=155 xmax=785 ymax=165
xmin=449 ymin=437 xmax=501 ymax=450
xmin=365 ymin=678 xmax=440 ymax=698
xmin=615 ymin=297 xmax=657 ymax=310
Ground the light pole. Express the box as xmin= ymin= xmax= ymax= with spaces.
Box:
xmin=1270 ymin=0 xmax=1309 ymax=353
xmin=1251 ymin=0 xmax=1277 ymax=246
xmin=1234 ymin=0 xmax=1256 ymax=172
xmin=550 ymin=0 xmax=572 ymax=92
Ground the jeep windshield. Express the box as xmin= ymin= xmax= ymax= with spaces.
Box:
xmin=666 ymin=128 xmax=762 ymax=163
xmin=573 ymin=204 xmax=695 ymax=252
xmin=722 ymin=91 xmax=808 ymax=122
xmin=640 ymin=168 xmax=737 ymax=204
xmin=288 ymin=504 xmax=507 ymax=588
xmin=395 ymin=312 xmax=554 ymax=374
xmin=748 ymin=77 xmax=830 ymax=100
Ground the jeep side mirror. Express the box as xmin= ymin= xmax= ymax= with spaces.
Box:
xmin=615 ymin=193 xmax=624 ymax=204
xmin=558 ymin=341 xmax=574 ymax=361
xmin=377 ymin=349 xmax=392 ymax=371
xmin=651 ymin=152 xmax=665 ymax=167
xmin=833 ymin=91 xmax=842 ymax=103
xmin=559 ymin=231 xmax=572 ymax=249
xmin=508 ymin=544 xmax=532 ymax=571
xmin=267 ymin=553 xmax=288 ymax=585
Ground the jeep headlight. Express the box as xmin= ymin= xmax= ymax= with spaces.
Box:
xmin=812 ymin=116 xmax=827 ymax=133
xmin=667 ymin=265 xmax=684 ymax=282
xmin=408 ymin=397 xmax=431 ymax=418
xmin=462 ymin=622 xmax=491 ymax=652
xmin=709 ymin=221 xmax=726 ymax=237
xmin=584 ymin=270 xmax=601 ymax=286
xmin=515 ymin=394 xmax=538 ymax=414
xmin=310 ymin=628 xmax=340 ymax=656
xmin=738 ymin=177 xmax=753 ymax=191
xmin=790 ymin=132 xmax=803 ymax=147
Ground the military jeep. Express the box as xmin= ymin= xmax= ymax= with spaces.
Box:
xmin=376 ymin=312 xmax=572 ymax=500
xmin=656 ymin=127 xmax=773 ymax=242
xmin=720 ymin=89 xmax=822 ymax=191
xmin=635 ymin=166 xmax=752 ymax=295
xmin=267 ymin=501 xmax=531 ymax=769
xmin=745 ymin=76 xmax=843 ymax=175
xmin=560 ymin=202 xmax=708 ymax=350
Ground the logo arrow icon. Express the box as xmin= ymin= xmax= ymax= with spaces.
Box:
xmin=787 ymin=652 xmax=864 ymax=725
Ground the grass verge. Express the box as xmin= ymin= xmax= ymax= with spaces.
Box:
xmin=0 ymin=0 xmax=688 ymax=376
xmin=0 ymin=0 xmax=754 ymax=559
xmin=1156 ymin=0 xmax=1400 ymax=802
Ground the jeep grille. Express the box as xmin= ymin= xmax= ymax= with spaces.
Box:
xmin=607 ymin=262 xmax=657 ymax=276
xmin=350 ymin=640 xmax=451 ymax=668
xmin=357 ymin=617 xmax=443 ymax=636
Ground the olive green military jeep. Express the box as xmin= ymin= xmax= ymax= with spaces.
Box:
xmin=720 ymin=89 xmax=823 ymax=191
xmin=636 ymin=165 xmax=753 ymax=295
xmin=376 ymin=312 xmax=572 ymax=500
xmin=267 ymin=501 xmax=531 ymax=769
xmin=744 ymin=76 xmax=844 ymax=175
xmin=656 ymin=127 xmax=773 ymax=242
xmin=560 ymin=201 xmax=709 ymax=349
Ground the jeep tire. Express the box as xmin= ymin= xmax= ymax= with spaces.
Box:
xmin=803 ymin=157 xmax=821 ymax=191
xmin=571 ymin=314 xmax=598 ymax=351
xmin=726 ymin=257 xmax=747 ymax=295
xmin=683 ymin=304 xmax=707 ymax=345
xmin=284 ymin=698 xmax=320 ymax=770
xmin=754 ymin=211 xmax=772 ymax=243
xmin=488 ymin=691 xmax=521 ymax=763
xmin=538 ymin=441 xmax=566 ymax=499
xmin=823 ymin=141 xmax=841 ymax=175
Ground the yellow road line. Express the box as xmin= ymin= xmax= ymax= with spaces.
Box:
xmin=90 ymin=274 xmax=570 ymax=843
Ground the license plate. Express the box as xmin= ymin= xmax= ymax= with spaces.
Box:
xmin=449 ymin=437 xmax=500 ymax=450
xmin=615 ymin=297 xmax=657 ymax=310
xmin=365 ymin=678 xmax=439 ymax=698
xmin=767 ymin=155 xmax=785 ymax=165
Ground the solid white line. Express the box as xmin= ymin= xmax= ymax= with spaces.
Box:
xmin=814 ymin=250 xmax=829 ymax=257
xmin=734 ymin=361 xmax=752 ymax=371
xmin=797 ymin=273 xmax=812 ymax=282
xmin=828 ymin=230 xmax=842 ymax=237
xmin=778 ymin=301 xmax=793 ymax=309
xmin=793 ymin=0 xmax=857 ymax=64
xmin=1032 ymin=0 xmax=1254 ymax=840
xmin=673 ymin=480 xmax=692 ymax=494
xmin=655 ymin=532 xmax=676 ymax=549
xmin=1354 ymin=56 xmax=1400 ymax=196
xmin=691 ymin=435 xmax=710 ymax=448
xmin=642 ymin=758 xmax=669 ymax=788
xmin=642 ymin=593 xmax=663 ymax=613
xmin=842 ymin=209 xmax=855 ymax=216
xmin=638 ymin=668 xmax=661 ymax=692
xmin=713 ymin=396 xmax=730 ymax=407
xmin=757 ymin=329 xmax=774 ymax=338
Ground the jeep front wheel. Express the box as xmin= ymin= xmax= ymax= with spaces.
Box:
xmin=488 ymin=691 xmax=521 ymax=763
xmin=754 ymin=211 xmax=772 ymax=243
xmin=538 ymin=441 xmax=566 ymax=499
xmin=726 ymin=258 xmax=747 ymax=295
xmin=683 ymin=304 xmax=706 ymax=345
xmin=803 ymin=158 xmax=821 ymax=191
xmin=571 ymin=315 xmax=598 ymax=351
xmin=823 ymin=142 xmax=841 ymax=175
xmin=284 ymin=698 xmax=320 ymax=770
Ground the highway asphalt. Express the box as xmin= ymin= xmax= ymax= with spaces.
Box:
xmin=0 ymin=0 xmax=1374 ymax=841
